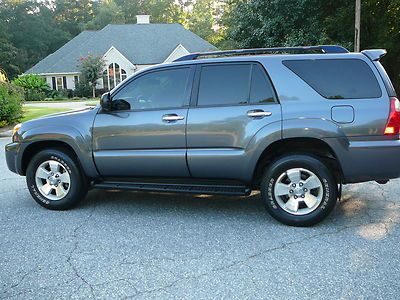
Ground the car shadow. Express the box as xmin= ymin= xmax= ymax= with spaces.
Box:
xmin=75 ymin=181 xmax=399 ymax=234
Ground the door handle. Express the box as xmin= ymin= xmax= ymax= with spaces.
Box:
xmin=247 ymin=110 xmax=272 ymax=118
xmin=162 ymin=114 xmax=185 ymax=122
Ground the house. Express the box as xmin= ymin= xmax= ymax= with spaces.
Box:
xmin=25 ymin=15 xmax=216 ymax=91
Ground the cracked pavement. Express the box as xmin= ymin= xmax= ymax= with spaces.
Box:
xmin=1 ymin=136 xmax=400 ymax=299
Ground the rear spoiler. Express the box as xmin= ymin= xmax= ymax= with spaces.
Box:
xmin=361 ymin=49 xmax=387 ymax=61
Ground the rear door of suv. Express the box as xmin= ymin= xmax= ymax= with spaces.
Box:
xmin=186 ymin=62 xmax=282 ymax=180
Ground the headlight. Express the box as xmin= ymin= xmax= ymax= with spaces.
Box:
xmin=12 ymin=123 xmax=21 ymax=137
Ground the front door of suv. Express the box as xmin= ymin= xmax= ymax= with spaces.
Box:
xmin=186 ymin=62 xmax=282 ymax=180
xmin=92 ymin=66 xmax=195 ymax=177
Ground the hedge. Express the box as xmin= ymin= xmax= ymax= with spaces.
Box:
xmin=0 ymin=82 xmax=23 ymax=127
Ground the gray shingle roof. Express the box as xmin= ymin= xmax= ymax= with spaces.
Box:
xmin=26 ymin=24 xmax=217 ymax=74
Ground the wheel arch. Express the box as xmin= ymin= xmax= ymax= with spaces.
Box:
xmin=21 ymin=140 xmax=79 ymax=175
xmin=18 ymin=126 xmax=99 ymax=178
xmin=251 ymin=137 xmax=343 ymax=187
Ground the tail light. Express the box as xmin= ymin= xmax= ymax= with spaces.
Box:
xmin=384 ymin=97 xmax=400 ymax=135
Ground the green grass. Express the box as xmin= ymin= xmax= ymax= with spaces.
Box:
xmin=85 ymin=99 xmax=100 ymax=106
xmin=25 ymin=98 xmax=99 ymax=104
xmin=21 ymin=106 xmax=71 ymax=122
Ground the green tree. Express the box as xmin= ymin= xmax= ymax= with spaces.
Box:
xmin=0 ymin=0 xmax=70 ymax=77
xmin=85 ymin=0 xmax=125 ymax=30
xmin=53 ymin=0 xmax=97 ymax=36
xmin=189 ymin=0 xmax=215 ymax=41
xmin=78 ymin=55 xmax=105 ymax=98
xmin=0 ymin=22 xmax=19 ymax=79
xmin=225 ymin=0 xmax=330 ymax=48
xmin=113 ymin=0 xmax=188 ymax=24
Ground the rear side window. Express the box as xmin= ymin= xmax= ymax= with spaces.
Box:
xmin=283 ymin=59 xmax=382 ymax=99
xmin=197 ymin=64 xmax=251 ymax=106
xmin=197 ymin=63 xmax=276 ymax=106
xmin=250 ymin=64 xmax=275 ymax=104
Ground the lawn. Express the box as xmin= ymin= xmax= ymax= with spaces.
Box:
xmin=21 ymin=106 xmax=71 ymax=122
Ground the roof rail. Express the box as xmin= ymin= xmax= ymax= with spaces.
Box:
xmin=174 ymin=45 xmax=349 ymax=62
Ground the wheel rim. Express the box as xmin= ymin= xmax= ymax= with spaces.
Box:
xmin=273 ymin=168 xmax=323 ymax=216
xmin=35 ymin=160 xmax=71 ymax=201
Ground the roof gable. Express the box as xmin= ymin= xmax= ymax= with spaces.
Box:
xmin=163 ymin=44 xmax=190 ymax=63
xmin=26 ymin=24 xmax=217 ymax=74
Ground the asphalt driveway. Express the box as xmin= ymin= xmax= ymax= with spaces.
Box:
xmin=1 ymin=136 xmax=399 ymax=299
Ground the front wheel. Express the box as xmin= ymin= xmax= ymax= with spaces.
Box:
xmin=260 ymin=154 xmax=338 ymax=226
xmin=26 ymin=149 xmax=88 ymax=210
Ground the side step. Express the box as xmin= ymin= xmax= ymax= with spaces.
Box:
xmin=94 ymin=181 xmax=252 ymax=196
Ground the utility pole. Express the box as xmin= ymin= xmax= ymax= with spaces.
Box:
xmin=354 ymin=0 xmax=361 ymax=52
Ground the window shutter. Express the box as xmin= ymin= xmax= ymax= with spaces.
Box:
xmin=62 ymin=76 xmax=67 ymax=89
xmin=52 ymin=77 xmax=56 ymax=90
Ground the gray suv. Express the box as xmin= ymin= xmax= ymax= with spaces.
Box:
xmin=5 ymin=45 xmax=400 ymax=226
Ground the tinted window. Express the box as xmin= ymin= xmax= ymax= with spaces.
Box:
xmin=197 ymin=64 xmax=251 ymax=106
xmin=250 ymin=64 xmax=275 ymax=103
xmin=113 ymin=67 xmax=190 ymax=110
xmin=283 ymin=59 xmax=382 ymax=99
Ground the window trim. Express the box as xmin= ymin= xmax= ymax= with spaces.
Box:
xmin=109 ymin=65 xmax=195 ymax=112
xmin=56 ymin=77 xmax=64 ymax=91
xmin=103 ymin=63 xmax=128 ymax=91
xmin=191 ymin=61 xmax=279 ymax=108
xmin=282 ymin=58 xmax=383 ymax=100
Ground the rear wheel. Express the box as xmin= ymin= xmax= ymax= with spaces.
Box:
xmin=26 ymin=149 xmax=88 ymax=210
xmin=260 ymin=154 xmax=337 ymax=226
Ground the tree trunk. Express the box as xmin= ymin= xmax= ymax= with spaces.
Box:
xmin=92 ymin=85 xmax=95 ymax=98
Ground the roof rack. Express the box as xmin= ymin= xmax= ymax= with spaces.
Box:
xmin=174 ymin=45 xmax=349 ymax=62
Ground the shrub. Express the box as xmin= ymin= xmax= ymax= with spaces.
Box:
xmin=0 ymin=82 xmax=23 ymax=126
xmin=73 ymin=81 xmax=92 ymax=98
xmin=12 ymin=74 xmax=50 ymax=101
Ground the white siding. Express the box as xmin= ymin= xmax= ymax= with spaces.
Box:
xmin=45 ymin=74 xmax=78 ymax=90
xmin=99 ymin=46 xmax=137 ymax=89
xmin=135 ymin=64 xmax=154 ymax=72
xmin=163 ymin=44 xmax=190 ymax=63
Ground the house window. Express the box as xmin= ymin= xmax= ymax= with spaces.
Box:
xmin=102 ymin=63 xmax=127 ymax=90
xmin=74 ymin=76 xmax=79 ymax=86
xmin=56 ymin=77 xmax=63 ymax=90
xmin=102 ymin=70 xmax=108 ymax=90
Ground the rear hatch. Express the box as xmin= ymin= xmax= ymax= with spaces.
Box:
xmin=362 ymin=49 xmax=400 ymax=138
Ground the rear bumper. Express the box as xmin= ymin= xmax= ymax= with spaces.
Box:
xmin=5 ymin=142 xmax=22 ymax=175
xmin=325 ymin=138 xmax=400 ymax=183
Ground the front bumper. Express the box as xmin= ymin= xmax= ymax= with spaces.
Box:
xmin=5 ymin=142 xmax=21 ymax=175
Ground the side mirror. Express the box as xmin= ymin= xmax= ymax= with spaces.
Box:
xmin=100 ymin=92 xmax=112 ymax=111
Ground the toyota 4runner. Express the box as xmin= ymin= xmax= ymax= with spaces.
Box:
xmin=5 ymin=45 xmax=400 ymax=226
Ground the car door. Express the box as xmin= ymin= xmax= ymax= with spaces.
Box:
xmin=92 ymin=65 xmax=195 ymax=177
xmin=186 ymin=62 xmax=282 ymax=180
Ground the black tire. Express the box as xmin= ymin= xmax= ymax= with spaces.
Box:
xmin=26 ymin=148 xmax=88 ymax=210
xmin=260 ymin=154 xmax=337 ymax=227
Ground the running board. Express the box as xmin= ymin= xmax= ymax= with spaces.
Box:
xmin=94 ymin=181 xmax=252 ymax=196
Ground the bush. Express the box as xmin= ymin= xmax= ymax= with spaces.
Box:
xmin=73 ymin=81 xmax=92 ymax=98
xmin=0 ymin=82 xmax=23 ymax=126
xmin=12 ymin=74 xmax=50 ymax=101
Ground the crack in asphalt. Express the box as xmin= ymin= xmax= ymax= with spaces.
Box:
xmin=0 ymin=268 xmax=36 ymax=298
xmin=0 ymin=278 xmax=77 ymax=299
xmin=1 ymin=171 xmax=400 ymax=299
xmin=66 ymin=204 xmax=97 ymax=299
xmin=121 ymin=216 xmax=399 ymax=299
xmin=2 ymin=199 xmax=399 ymax=299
